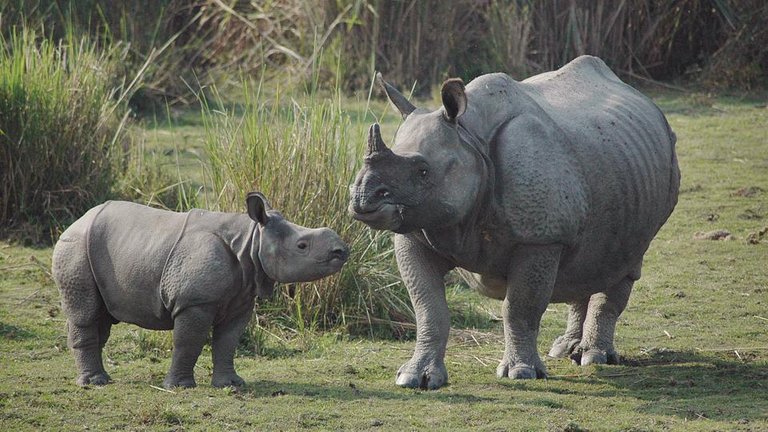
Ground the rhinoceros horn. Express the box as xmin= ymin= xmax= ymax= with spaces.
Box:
xmin=366 ymin=123 xmax=390 ymax=156
xmin=376 ymin=72 xmax=416 ymax=119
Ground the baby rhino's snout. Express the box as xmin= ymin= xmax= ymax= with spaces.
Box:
xmin=322 ymin=228 xmax=349 ymax=263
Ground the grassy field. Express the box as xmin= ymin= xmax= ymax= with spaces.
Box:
xmin=1 ymin=90 xmax=767 ymax=431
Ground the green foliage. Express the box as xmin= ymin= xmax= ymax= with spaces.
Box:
xmin=0 ymin=29 xmax=130 ymax=242
xmin=200 ymin=82 xmax=410 ymax=336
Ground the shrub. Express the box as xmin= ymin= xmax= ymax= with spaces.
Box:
xmin=200 ymin=82 xmax=412 ymax=336
xmin=0 ymin=29 xmax=131 ymax=242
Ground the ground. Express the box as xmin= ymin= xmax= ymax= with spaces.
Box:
xmin=1 ymin=90 xmax=766 ymax=431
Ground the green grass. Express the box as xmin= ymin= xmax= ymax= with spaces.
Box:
xmin=1 ymin=91 xmax=767 ymax=431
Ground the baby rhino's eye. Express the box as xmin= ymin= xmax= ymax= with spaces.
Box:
xmin=297 ymin=241 xmax=308 ymax=250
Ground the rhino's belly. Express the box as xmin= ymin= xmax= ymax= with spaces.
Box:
xmin=107 ymin=297 xmax=174 ymax=330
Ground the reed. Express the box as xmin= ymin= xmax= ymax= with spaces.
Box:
xmin=0 ymin=29 xmax=130 ymax=242
xmin=200 ymin=82 xmax=411 ymax=335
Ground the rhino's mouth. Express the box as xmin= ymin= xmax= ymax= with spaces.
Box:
xmin=349 ymin=203 xmax=403 ymax=232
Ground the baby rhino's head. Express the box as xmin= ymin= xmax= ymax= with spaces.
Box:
xmin=247 ymin=192 xmax=349 ymax=284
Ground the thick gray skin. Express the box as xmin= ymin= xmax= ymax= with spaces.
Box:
xmin=52 ymin=192 xmax=348 ymax=389
xmin=349 ymin=56 xmax=680 ymax=389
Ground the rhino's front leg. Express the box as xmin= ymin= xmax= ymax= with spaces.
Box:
xmin=210 ymin=306 xmax=254 ymax=388
xmin=497 ymin=244 xmax=562 ymax=380
xmin=163 ymin=305 xmax=217 ymax=389
xmin=394 ymin=234 xmax=453 ymax=390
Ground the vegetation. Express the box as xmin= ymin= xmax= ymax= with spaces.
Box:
xmin=3 ymin=1 xmax=765 ymax=99
xmin=200 ymin=82 xmax=408 ymax=335
xmin=1 ymin=92 xmax=766 ymax=430
xmin=0 ymin=29 xmax=131 ymax=243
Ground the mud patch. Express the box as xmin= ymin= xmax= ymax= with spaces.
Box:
xmin=693 ymin=230 xmax=733 ymax=241
xmin=732 ymin=186 xmax=763 ymax=197
xmin=746 ymin=227 xmax=768 ymax=244
xmin=738 ymin=208 xmax=764 ymax=220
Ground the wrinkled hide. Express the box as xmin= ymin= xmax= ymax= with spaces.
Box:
xmin=53 ymin=194 xmax=348 ymax=388
xmin=350 ymin=56 xmax=680 ymax=389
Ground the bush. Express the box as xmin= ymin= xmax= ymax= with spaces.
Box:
xmin=200 ymin=82 xmax=412 ymax=336
xmin=0 ymin=30 xmax=131 ymax=242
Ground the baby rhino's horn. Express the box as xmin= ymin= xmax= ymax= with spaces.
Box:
xmin=367 ymin=123 xmax=390 ymax=155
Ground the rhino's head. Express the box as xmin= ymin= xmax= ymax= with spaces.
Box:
xmin=348 ymin=74 xmax=484 ymax=234
xmin=247 ymin=192 xmax=349 ymax=283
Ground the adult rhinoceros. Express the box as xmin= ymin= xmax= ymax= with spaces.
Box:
xmin=349 ymin=55 xmax=680 ymax=389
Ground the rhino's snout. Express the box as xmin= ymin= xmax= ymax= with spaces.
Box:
xmin=329 ymin=244 xmax=350 ymax=263
xmin=317 ymin=228 xmax=349 ymax=265
xmin=349 ymin=178 xmax=391 ymax=216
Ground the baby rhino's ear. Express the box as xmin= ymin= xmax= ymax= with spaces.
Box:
xmin=246 ymin=192 xmax=271 ymax=225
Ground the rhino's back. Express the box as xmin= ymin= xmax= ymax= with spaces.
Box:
xmin=87 ymin=201 xmax=188 ymax=328
xmin=520 ymin=56 xmax=679 ymax=292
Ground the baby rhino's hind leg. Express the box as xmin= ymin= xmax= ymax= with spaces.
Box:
xmin=53 ymin=236 xmax=112 ymax=386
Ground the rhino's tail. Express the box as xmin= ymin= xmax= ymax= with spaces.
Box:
xmin=665 ymin=127 xmax=681 ymax=219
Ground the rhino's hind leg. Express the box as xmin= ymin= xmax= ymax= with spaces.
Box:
xmin=54 ymin=237 xmax=112 ymax=386
xmin=211 ymin=307 xmax=253 ymax=388
xmin=67 ymin=312 xmax=113 ymax=386
xmin=574 ymin=276 xmax=634 ymax=366
xmin=163 ymin=305 xmax=217 ymax=389
xmin=547 ymin=300 xmax=588 ymax=359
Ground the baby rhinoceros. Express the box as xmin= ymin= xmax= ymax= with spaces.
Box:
xmin=53 ymin=192 xmax=349 ymax=389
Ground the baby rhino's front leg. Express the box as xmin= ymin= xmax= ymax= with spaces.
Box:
xmin=163 ymin=306 xmax=217 ymax=389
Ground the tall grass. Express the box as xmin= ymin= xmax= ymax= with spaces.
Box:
xmin=200 ymin=82 xmax=411 ymax=336
xmin=0 ymin=29 xmax=131 ymax=242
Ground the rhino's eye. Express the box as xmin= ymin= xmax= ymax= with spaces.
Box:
xmin=297 ymin=241 xmax=308 ymax=250
xmin=419 ymin=169 xmax=428 ymax=177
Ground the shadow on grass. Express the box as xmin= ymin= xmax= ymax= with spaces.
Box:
xmin=0 ymin=321 xmax=36 ymax=340
xmin=551 ymin=349 xmax=768 ymax=422
xmin=237 ymin=379 xmax=498 ymax=404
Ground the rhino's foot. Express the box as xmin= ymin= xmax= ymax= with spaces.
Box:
xmin=163 ymin=375 xmax=196 ymax=389
xmin=395 ymin=359 xmax=448 ymax=390
xmin=496 ymin=361 xmax=547 ymax=380
xmin=547 ymin=335 xmax=581 ymax=359
xmin=570 ymin=348 xmax=620 ymax=366
xmin=76 ymin=371 xmax=111 ymax=386
xmin=212 ymin=373 xmax=245 ymax=388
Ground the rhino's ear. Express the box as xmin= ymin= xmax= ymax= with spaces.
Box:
xmin=441 ymin=78 xmax=466 ymax=123
xmin=376 ymin=72 xmax=416 ymax=119
xmin=246 ymin=192 xmax=271 ymax=225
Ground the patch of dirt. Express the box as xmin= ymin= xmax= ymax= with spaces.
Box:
xmin=693 ymin=230 xmax=733 ymax=241
xmin=680 ymin=184 xmax=704 ymax=194
xmin=738 ymin=208 xmax=764 ymax=220
xmin=732 ymin=186 xmax=763 ymax=197
xmin=746 ymin=227 xmax=768 ymax=245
